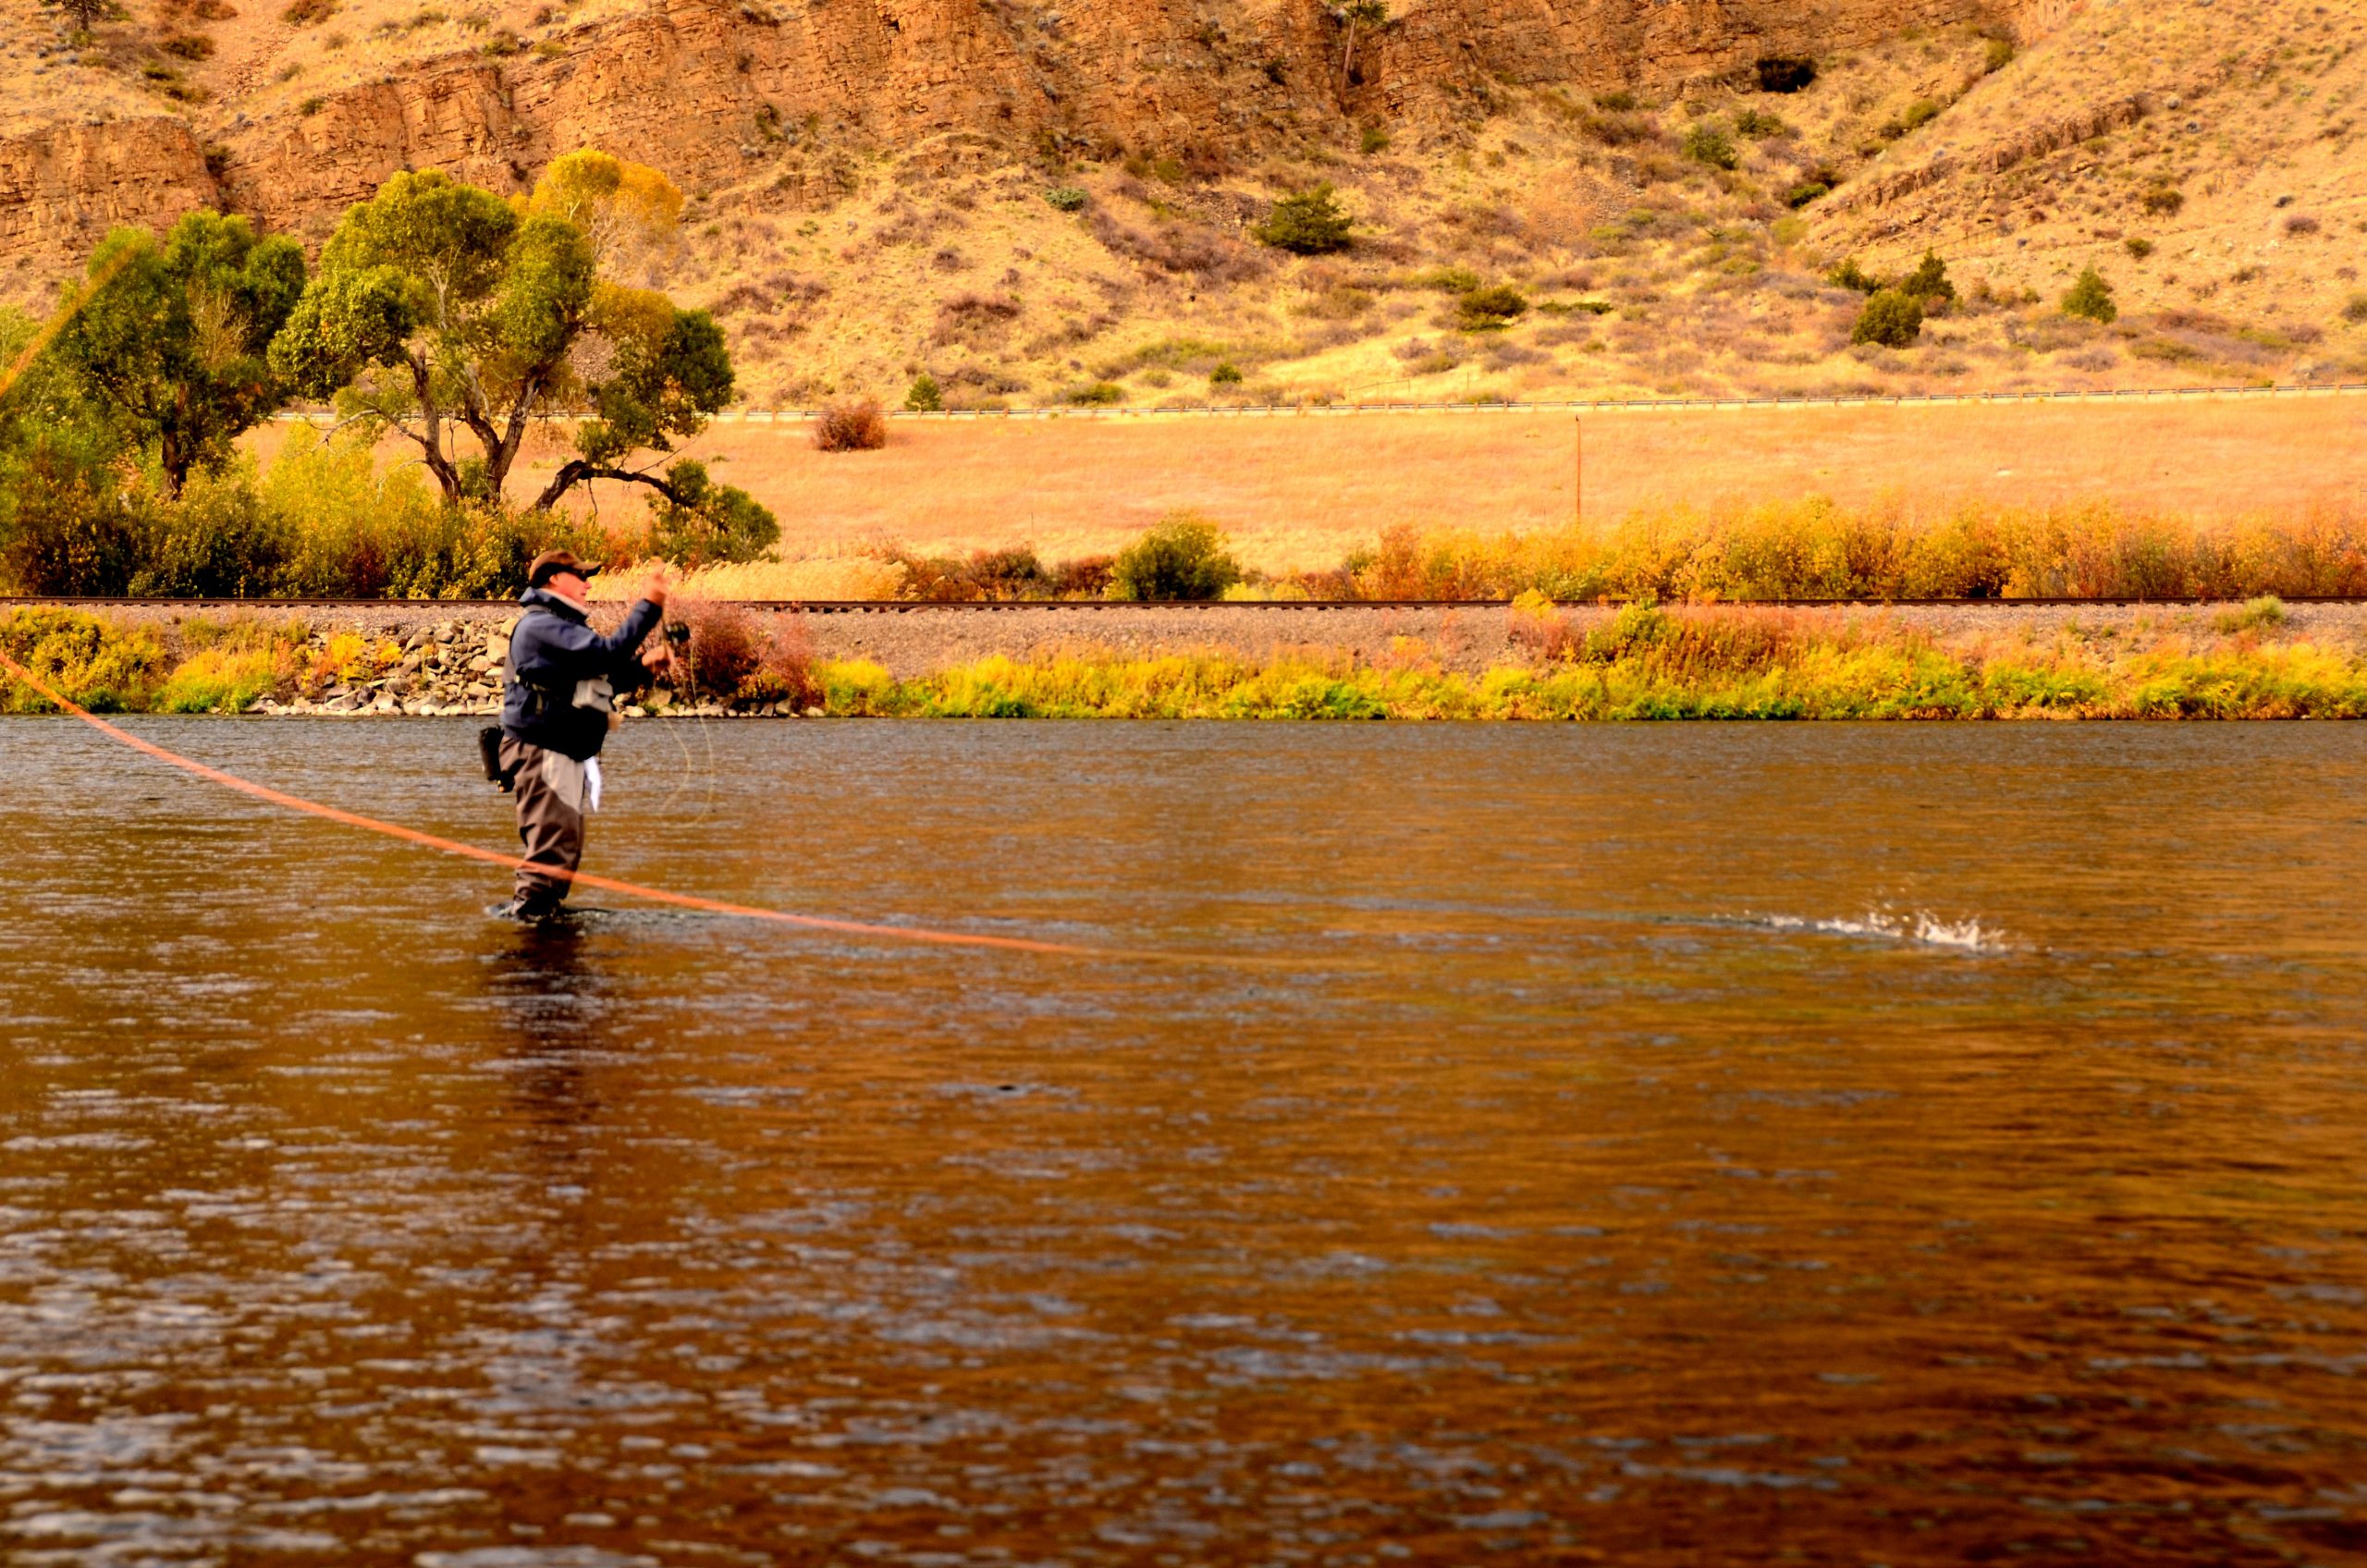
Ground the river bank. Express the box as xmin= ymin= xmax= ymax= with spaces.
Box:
xmin=6 ymin=598 xmax=2366 ymax=718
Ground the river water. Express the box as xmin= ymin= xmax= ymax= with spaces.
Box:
xmin=1 ymin=718 xmax=2363 ymax=1566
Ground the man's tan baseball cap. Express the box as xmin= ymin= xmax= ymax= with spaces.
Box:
xmin=526 ymin=549 xmax=599 ymax=589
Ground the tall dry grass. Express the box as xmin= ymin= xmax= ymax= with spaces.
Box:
xmin=603 ymin=496 xmax=2367 ymax=603
xmin=1343 ymin=497 xmax=2367 ymax=602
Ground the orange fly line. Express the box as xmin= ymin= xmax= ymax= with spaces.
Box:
xmin=0 ymin=649 xmax=1232 ymax=964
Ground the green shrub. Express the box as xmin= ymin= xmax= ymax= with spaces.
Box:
xmin=1983 ymin=36 xmax=2015 ymax=73
xmin=1065 ymin=381 xmax=1124 ymax=405
xmin=1900 ymin=98 xmax=1942 ymax=132
xmin=1898 ymin=250 xmax=1956 ymax=304
xmin=2140 ymin=184 xmax=2184 ymax=215
xmin=1734 ymin=108 xmax=1787 ymax=138
xmin=1252 ymin=184 xmax=1353 ymax=254
xmin=1410 ymin=264 xmax=1482 ymax=292
xmin=1209 ymin=361 xmax=1244 ymax=386
xmin=1594 ymin=90 xmax=1637 ymax=112
xmin=0 ymin=434 xmax=141 ymax=596
xmin=1681 ymin=121 xmax=1737 ymax=169
xmin=1043 ymin=186 xmax=1087 ymax=212
xmin=1109 ymin=512 xmax=1240 ymax=601
xmin=0 ymin=609 xmax=170 ymax=713
xmin=157 ymin=647 xmax=281 ymax=713
xmin=1455 ymin=285 xmax=1530 ymax=331
xmin=2125 ymin=237 xmax=2155 ymax=260
xmin=1784 ymin=181 xmax=1830 ymax=208
xmin=2063 ymin=266 xmax=2118 ymax=324
xmin=903 ymin=372 xmax=943 ymax=411
xmin=1828 ymin=258 xmax=1883 ymax=293
xmin=2343 ymin=293 xmax=2367 ymax=325
xmin=1360 ymin=124 xmax=1390 ymax=154
xmin=128 ymin=463 xmax=295 ymax=596
xmin=1851 ymin=288 xmax=1924 ymax=348
xmin=2214 ymin=595 xmax=2287 ymax=635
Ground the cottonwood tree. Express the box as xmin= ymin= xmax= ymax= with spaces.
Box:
xmin=269 ymin=155 xmax=764 ymax=533
xmin=56 ymin=212 xmax=307 ymax=496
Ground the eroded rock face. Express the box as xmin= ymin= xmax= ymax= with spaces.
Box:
xmin=3 ymin=0 xmax=2030 ymax=281
xmin=0 ymin=117 xmax=221 ymax=284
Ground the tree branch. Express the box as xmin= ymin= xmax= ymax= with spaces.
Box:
xmin=530 ymin=457 xmax=691 ymax=515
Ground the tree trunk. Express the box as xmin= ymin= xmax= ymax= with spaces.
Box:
xmin=157 ymin=427 xmax=189 ymax=499
xmin=406 ymin=350 xmax=466 ymax=505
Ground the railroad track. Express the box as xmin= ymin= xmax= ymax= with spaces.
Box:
xmin=10 ymin=596 xmax=2367 ymax=612
xmin=260 ymin=382 xmax=2367 ymax=422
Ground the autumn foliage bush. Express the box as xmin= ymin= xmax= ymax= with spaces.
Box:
xmin=663 ymin=595 xmax=824 ymax=708
xmin=810 ymin=399 xmax=888 ymax=452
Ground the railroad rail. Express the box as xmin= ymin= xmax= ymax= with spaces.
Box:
xmin=10 ymin=596 xmax=2367 ymax=613
xmin=264 ymin=382 xmax=2367 ymax=423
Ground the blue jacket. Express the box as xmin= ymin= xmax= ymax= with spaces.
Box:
xmin=500 ymin=588 xmax=663 ymax=761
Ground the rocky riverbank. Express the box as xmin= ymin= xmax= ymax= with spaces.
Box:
xmin=9 ymin=598 xmax=2367 ymax=720
xmin=39 ymin=598 xmax=2367 ymax=684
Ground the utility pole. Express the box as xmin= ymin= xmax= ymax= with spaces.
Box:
xmin=1574 ymin=415 xmax=1583 ymax=528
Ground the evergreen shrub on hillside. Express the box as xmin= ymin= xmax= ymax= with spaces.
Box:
xmin=1899 ymin=251 xmax=1956 ymax=305
xmin=1456 ymin=286 xmax=1530 ymax=331
xmin=1681 ymin=122 xmax=1738 ymax=170
xmin=1253 ymin=185 xmax=1353 ymax=254
xmin=2063 ymin=267 xmax=2118 ymax=324
xmin=1851 ymin=289 xmax=1924 ymax=348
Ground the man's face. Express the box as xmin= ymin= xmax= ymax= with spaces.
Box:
xmin=546 ymin=570 xmax=589 ymax=603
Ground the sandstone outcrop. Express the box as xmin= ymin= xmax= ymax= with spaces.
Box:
xmin=0 ymin=116 xmax=222 ymax=285
xmin=7 ymin=0 xmax=2030 ymax=280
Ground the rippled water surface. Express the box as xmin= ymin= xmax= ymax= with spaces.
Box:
xmin=3 ymin=717 xmax=2366 ymax=1566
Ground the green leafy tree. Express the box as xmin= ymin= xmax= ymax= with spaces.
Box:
xmin=643 ymin=459 xmax=779 ymax=567
xmin=55 ymin=213 xmax=306 ymax=496
xmin=268 ymin=161 xmax=756 ymax=525
xmin=1253 ymin=184 xmax=1353 ymax=255
xmin=0 ymin=317 xmax=136 ymax=596
xmin=904 ymin=372 xmax=943 ymax=411
xmin=1109 ymin=512 xmax=1240 ymax=601
xmin=2063 ymin=265 xmax=2118 ymax=324
xmin=1851 ymin=288 xmax=1924 ymax=349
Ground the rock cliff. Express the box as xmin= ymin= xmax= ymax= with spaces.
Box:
xmin=9 ymin=0 xmax=2018 ymax=278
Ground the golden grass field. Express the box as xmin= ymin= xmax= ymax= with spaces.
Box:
xmin=579 ymin=397 xmax=2367 ymax=574
xmin=244 ymin=394 xmax=2367 ymax=580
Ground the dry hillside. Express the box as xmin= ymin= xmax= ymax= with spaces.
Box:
xmin=6 ymin=0 xmax=2364 ymax=410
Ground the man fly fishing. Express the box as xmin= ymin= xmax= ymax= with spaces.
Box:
xmin=490 ymin=550 xmax=675 ymax=921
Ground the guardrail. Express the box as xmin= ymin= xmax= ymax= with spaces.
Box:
xmin=264 ymin=381 xmax=2367 ymax=424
